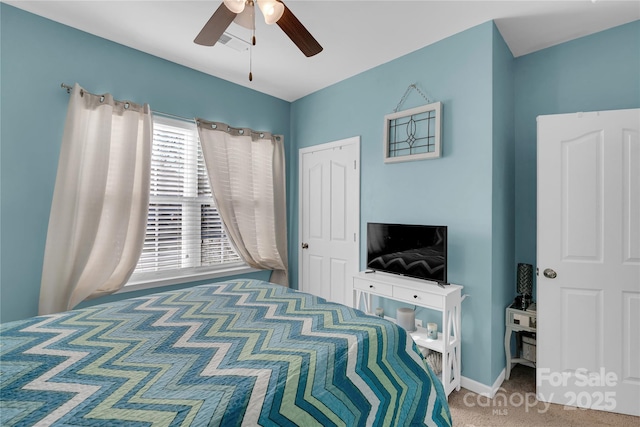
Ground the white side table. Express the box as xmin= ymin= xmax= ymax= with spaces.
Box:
xmin=504 ymin=303 xmax=537 ymax=379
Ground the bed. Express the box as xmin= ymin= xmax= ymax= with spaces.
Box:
xmin=0 ymin=279 xmax=452 ymax=426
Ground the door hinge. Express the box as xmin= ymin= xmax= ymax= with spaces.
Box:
xmin=354 ymin=233 xmax=356 ymax=242
xmin=354 ymin=160 xmax=357 ymax=170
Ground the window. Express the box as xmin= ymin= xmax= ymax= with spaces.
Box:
xmin=124 ymin=115 xmax=251 ymax=291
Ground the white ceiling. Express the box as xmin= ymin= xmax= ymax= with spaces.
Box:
xmin=5 ymin=0 xmax=640 ymax=102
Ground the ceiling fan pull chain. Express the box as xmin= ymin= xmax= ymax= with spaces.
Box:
xmin=249 ymin=9 xmax=255 ymax=81
xmin=249 ymin=45 xmax=253 ymax=81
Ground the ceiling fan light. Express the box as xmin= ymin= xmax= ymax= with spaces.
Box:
xmin=224 ymin=0 xmax=246 ymax=14
xmin=258 ymin=0 xmax=284 ymax=24
xmin=234 ymin=4 xmax=255 ymax=29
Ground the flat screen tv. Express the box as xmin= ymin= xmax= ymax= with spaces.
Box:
xmin=366 ymin=223 xmax=448 ymax=284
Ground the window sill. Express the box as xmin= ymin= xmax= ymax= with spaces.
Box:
xmin=118 ymin=264 xmax=260 ymax=294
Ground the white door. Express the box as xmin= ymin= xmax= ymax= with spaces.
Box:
xmin=537 ymin=109 xmax=640 ymax=416
xmin=299 ymin=137 xmax=360 ymax=307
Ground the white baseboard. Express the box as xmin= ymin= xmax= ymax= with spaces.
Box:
xmin=460 ymin=368 xmax=505 ymax=398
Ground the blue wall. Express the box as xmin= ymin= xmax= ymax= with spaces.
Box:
xmin=291 ymin=22 xmax=500 ymax=386
xmin=513 ymin=20 xmax=640 ymax=293
xmin=490 ymin=24 xmax=516 ymax=384
xmin=0 ymin=4 xmax=287 ymax=322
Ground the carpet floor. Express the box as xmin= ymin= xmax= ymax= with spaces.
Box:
xmin=447 ymin=365 xmax=639 ymax=426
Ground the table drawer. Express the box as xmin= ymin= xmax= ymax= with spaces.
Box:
xmin=393 ymin=286 xmax=443 ymax=309
xmin=353 ymin=278 xmax=393 ymax=297
xmin=507 ymin=306 xmax=536 ymax=331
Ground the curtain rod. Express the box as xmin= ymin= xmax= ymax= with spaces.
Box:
xmin=60 ymin=83 xmax=281 ymax=140
xmin=60 ymin=83 xmax=194 ymax=123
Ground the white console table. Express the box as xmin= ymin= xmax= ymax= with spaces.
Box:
xmin=353 ymin=271 xmax=462 ymax=397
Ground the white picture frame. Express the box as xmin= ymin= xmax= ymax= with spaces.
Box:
xmin=383 ymin=101 xmax=442 ymax=163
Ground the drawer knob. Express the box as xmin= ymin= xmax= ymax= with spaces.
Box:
xmin=413 ymin=295 xmax=418 ymax=299
xmin=369 ymin=285 xmax=374 ymax=288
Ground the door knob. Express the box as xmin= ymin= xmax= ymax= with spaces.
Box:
xmin=301 ymin=243 xmax=309 ymax=249
xmin=543 ymin=268 xmax=557 ymax=279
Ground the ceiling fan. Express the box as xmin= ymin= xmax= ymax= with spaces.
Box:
xmin=194 ymin=0 xmax=323 ymax=60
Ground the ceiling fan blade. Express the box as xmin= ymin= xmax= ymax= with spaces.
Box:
xmin=276 ymin=1 xmax=323 ymax=57
xmin=194 ymin=3 xmax=238 ymax=46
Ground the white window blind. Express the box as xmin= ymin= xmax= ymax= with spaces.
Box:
xmin=126 ymin=115 xmax=245 ymax=288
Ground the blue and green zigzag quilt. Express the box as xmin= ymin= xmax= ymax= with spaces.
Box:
xmin=1 ymin=279 xmax=452 ymax=426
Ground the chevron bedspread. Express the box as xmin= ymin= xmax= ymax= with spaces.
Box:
xmin=1 ymin=279 xmax=452 ymax=426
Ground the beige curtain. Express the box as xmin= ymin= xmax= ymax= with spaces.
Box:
xmin=196 ymin=119 xmax=288 ymax=286
xmin=39 ymin=83 xmax=152 ymax=315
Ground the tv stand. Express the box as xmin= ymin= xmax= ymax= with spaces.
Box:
xmin=353 ymin=271 xmax=462 ymax=397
